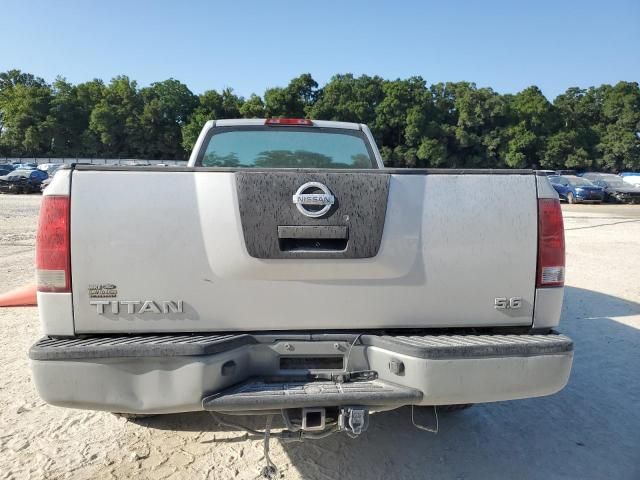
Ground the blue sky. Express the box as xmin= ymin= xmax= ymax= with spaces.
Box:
xmin=1 ymin=0 xmax=638 ymax=100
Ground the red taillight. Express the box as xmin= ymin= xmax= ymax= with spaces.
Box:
xmin=36 ymin=195 xmax=71 ymax=293
xmin=265 ymin=118 xmax=313 ymax=126
xmin=537 ymin=198 xmax=565 ymax=288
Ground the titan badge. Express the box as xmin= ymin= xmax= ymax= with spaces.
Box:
xmin=90 ymin=300 xmax=184 ymax=314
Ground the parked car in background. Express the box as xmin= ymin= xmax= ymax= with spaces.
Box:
xmin=555 ymin=170 xmax=577 ymax=176
xmin=582 ymin=173 xmax=640 ymax=204
xmin=37 ymin=163 xmax=64 ymax=175
xmin=9 ymin=168 xmax=48 ymax=182
xmin=39 ymin=170 xmax=59 ymax=192
xmin=548 ymin=175 xmax=604 ymax=204
xmin=0 ymin=176 xmax=27 ymax=194
xmin=0 ymin=168 xmax=48 ymax=194
xmin=0 ymin=174 xmax=41 ymax=194
xmin=620 ymin=173 xmax=640 ymax=188
xmin=11 ymin=162 xmax=38 ymax=169
xmin=0 ymin=165 xmax=15 ymax=176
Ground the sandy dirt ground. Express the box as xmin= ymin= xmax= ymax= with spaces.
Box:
xmin=0 ymin=195 xmax=639 ymax=480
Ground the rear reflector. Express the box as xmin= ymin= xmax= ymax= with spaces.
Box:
xmin=537 ymin=198 xmax=565 ymax=287
xmin=265 ymin=118 xmax=313 ymax=126
xmin=36 ymin=195 xmax=71 ymax=293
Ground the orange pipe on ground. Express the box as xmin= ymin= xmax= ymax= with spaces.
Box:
xmin=0 ymin=284 xmax=37 ymax=307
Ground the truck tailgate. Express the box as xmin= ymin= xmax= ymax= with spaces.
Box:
xmin=70 ymin=168 xmax=537 ymax=333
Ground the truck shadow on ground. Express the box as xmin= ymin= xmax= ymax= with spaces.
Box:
xmin=142 ymin=286 xmax=640 ymax=480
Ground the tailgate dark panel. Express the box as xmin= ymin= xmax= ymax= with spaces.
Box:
xmin=235 ymin=171 xmax=389 ymax=259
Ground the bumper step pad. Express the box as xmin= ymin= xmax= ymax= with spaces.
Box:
xmin=203 ymin=379 xmax=423 ymax=411
xmin=29 ymin=334 xmax=255 ymax=360
xmin=362 ymin=333 xmax=573 ymax=359
xmin=29 ymin=332 xmax=572 ymax=361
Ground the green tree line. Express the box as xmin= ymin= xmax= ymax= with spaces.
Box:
xmin=1 ymin=69 xmax=638 ymax=171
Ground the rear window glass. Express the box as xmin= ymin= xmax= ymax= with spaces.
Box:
xmin=198 ymin=126 xmax=375 ymax=169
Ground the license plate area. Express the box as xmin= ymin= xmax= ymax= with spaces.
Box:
xmin=279 ymin=238 xmax=348 ymax=252
xmin=280 ymin=356 xmax=344 ymax=370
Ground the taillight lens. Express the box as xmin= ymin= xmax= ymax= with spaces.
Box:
xmin=36 ymin=195 xmax=71 ymax=292
xmin=537 ymin=198 xmax=565 ymax=287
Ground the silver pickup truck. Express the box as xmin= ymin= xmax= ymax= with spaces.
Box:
xmin=30 ymin=118 xmax=572 ymax=438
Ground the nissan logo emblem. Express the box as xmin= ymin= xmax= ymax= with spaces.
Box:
xmin=292 ymin=182 xmax=335 ymax=218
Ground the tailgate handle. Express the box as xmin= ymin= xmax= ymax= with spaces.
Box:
xmin=278 ymin=226 xmax=348 ymax=240
xmin=277 ymin=226 xmax=348 ymax=252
